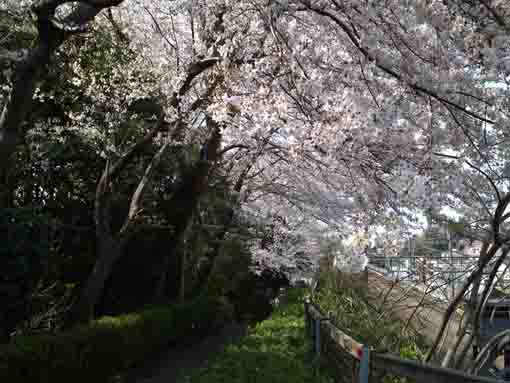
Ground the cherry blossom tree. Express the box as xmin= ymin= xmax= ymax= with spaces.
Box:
xmin=3 ymin=1 xmax=510 ymax=370
xmin=283 ymin=0 xmax=510 ymax=369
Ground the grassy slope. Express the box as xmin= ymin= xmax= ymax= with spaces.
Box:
xmin=314 ymin=271 xmax=427 ymax=361
xmin=179 ymin=288 xmax=333 ymax=383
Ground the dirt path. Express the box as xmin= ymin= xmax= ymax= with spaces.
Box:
xmin=123 ymin=322 xmax=248 ymax=383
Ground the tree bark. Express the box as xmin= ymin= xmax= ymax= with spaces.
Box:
xmin=153 ymin=250 xmax=172 ymax=304
xmin=154 ymin=123 xmax=222 ymax=301
xmin=153 ymin=217 xmax=192 ymax=303
xmin=66 ymin=234 xmax=124 ymax=325
xmin=0 ymin=46 xmax=49 ymax=171
xmin=179 ymin=246 xmax=187 ymax=303
xmin=179 ymin=218 xmax=193 ymax=302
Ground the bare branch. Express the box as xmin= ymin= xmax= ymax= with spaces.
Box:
xmin=169 ymin=57 xmax=219 ymax=108
xmin=143 ymin=5 xmax=177 ymax=51
xmin=425 ymin=243 xmax=501 ymax=362
xmin=464 ymin=159 xmax=501 ymax=202
xmin=218 ymin=144 xmax=251 ymax=156
xmin=119 ymin=139 xmax=172 ymax=235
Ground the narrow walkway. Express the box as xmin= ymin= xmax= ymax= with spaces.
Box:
xmin=124 ymin=322 xmax=248 ymax=383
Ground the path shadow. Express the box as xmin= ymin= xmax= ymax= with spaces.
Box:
xmin=121 ymin=322 xmax=247 ymax=383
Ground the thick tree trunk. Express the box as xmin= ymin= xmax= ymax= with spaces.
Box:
xmin=0 ymin=46 xmax=52 ymax=171
xmin=0 ymin=164 xmax=15 ymax=208
xmin=154 ymin=219 xmax=191 ymax=304
xmin=155 ymin=171 xmax=200 ymax=299
xmin=154 ymin=124 xmax=222 ymax=301
xmin=179 ymin=218 xmax=193 ymax=302
xmin=0 ymin=45 xmax=51 ymax=207
xmin=0 ymin=1 xmax=121 ymax=178
xmin=67 ymin=234 xmax=124 ymax=324
xmin=153 ymin=268 xmax=168 ymax=303
xmin=179 ymin=247 xmax=186 ymax=302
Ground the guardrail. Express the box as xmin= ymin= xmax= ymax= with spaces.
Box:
xmin=304 ymin=297 xmax=501 ymax=383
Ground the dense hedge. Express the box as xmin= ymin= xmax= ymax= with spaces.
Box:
xmin=0 ymin=294 xmax=232 ymax=383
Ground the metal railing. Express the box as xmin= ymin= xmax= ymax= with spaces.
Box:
xmin=304 ymin=297 xmax=500 ymax=383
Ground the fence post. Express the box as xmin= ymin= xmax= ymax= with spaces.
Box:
xmin=358 ymin=345 xmax=370 ymax=383
xmin=315 ymin=317 xmax=321 ymax=357
xmin=304 ymin=297 xmax=311 ymax=336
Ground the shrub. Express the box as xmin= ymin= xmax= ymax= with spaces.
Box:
xmin=0 ymin=294 xmax=230 ymax=383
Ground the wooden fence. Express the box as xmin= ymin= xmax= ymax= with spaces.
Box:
xmin=304 ymin=298 xmax=500 ymax=383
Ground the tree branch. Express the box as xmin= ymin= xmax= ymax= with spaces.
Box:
xmin=218 ymin=144 xmax=251 ymax=156
xmin=425 ymin=243 xmax=500 ymax=362
xmin=169 ymin=57 xmax=220 ymax=108
xmin=476 ymin=0 xmax=510 ymax=31
xmin=301 ymin=1 xmax=495 ymax=125
xmin=119 ymin=139 xmax=172 ymax=235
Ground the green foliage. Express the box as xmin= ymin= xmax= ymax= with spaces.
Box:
xmin=207 ymin=238 xmax=253 ymax=298
xmin=0 ymin=7 xmax=36 ymax=54
xmin=447 ymin=221 xmax=465 ymax=235
xmin=313 ymin=270 xmax=427 ymax=357
xmin=0 ymin=295 xmax=231 ymax=383
xmin=0 ymin=207 xmax=49 ymax=275
xmin=398 ymin=343 xmax=425 ymax=361
xmin=313 ymin=271 xmax=428 ymax=383
xmin=204 ymin=238 xmax=289 ymax=323
xmin=179 ymin=288 xmax=333 ymax=383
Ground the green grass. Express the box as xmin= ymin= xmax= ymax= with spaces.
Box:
xmin=179 ymin=288 xmax=334 ymax=383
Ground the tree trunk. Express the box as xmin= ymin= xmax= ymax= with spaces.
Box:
xmin=0 ymin=163 xmax=15 ymax=208
xmin=458 ymin=248 xmax=510 ymax=369
xmin=154 ymin=124 xmax=222 ymax=301
xmin=0 ymin=1 xmax=122 ymax=176
xmin=179 ymin=217 xmax=193 ymax=302
xmin=179 ymin=245 xmax=187 ymax=303
xmin=154 ymin=248 xmax=172 ymax=304
xmin=0 ymin=45 xmax=52 ymax=171
xmin=427 ymin=242 xmax=500 ymax=362
xmin=67 ymin=234 xmax=124 ymax=325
